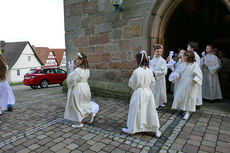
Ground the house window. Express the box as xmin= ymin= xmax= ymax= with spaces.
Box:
xmin=28 ymin=56 xmax=31 ymax=62
xmin=17 ymin=70 xmax=20 ymax=76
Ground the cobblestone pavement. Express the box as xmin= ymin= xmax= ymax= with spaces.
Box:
xmin=0 ymin=85 xmax=230 ymax=153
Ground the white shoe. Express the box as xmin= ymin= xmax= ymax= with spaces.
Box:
xmin=183 ymin=111 xmax=190 ymax=120
xmin=155 ymin=130 xmax=161 ymax=138
xmin=72 ymin=124 xmax=83 ymax=128
xmin=160 ymin=104 xmax=166 ymax=107
xmin=122 ymin=128 xmax=129 ymax=134
xmin=89 ymin=114 xmax=95 ymax=124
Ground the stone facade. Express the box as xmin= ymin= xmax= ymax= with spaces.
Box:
xmin=64 ymin=0 xmax=156 ymax=83
xmin=64 ymin=0 xmax=230 ymax=85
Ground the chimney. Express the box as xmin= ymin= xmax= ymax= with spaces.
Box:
xmin=32 ymin=45 xmax=35 ymax=50
xmin=0 ymin=40 xmax=6 ymax=51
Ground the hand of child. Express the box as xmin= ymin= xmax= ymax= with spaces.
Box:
xmin=202 ymin=64 xmax=208 ymax=69
xmin=193 ymin=80 xmax=197 ymax=84
xmin=166 ymin=56 xmax=170 ymax=62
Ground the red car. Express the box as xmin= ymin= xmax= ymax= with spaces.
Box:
xmin=23 ymin=68 xmax=67 ymax=89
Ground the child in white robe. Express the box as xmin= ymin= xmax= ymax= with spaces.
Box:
xmin=122 ymin=50 xmax=161 ymax=137
xmin=187 ymin=41 xmax=203 ymax=106
xmin=64 ymin=52 xmax=96 ymax=128
xmin=169 ymin=51 xmax=202 ymax=120
xmin=173 ymin=49 xmax=185 ymax=96
xmin=200 ymin=45 xmax=222 ymax=100
xmin=149 ymin=45 xmax=167 ymax=108
xmin=0 ymin=54 xmax=15 ymax=123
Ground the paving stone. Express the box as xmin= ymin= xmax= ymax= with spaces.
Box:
xmin=111 ymin=148 xmax=126 ymax=153
xmin=170 ymin=143 xmax=183 ymax=150
xmin=218 ymin=134 xmax=230 ymax=142
xmin=89 ymin=142 xmax=106 ymax=152
xmin=50 ymin=142 xmax=66 ymax=152
xmin=201 ymin=140 xmax=216 ymax=147
xmin=78 ymin=144 xmax=91 ymax=151
xmin=118 ymin=144 xmax=131 ymax=151
xmin=82 ymin=133 xmax=96 ymax=140
xmin=53 ymin=137 xmax=65 ymax=143
xmin=102 ymin=144 xmax=116 ymax=152
xmin=216 ymin=146 xmax=230 ymax=153
xmin=17 ymin=148 xmax=30 ymax=153
xmin=36 ymin=135 xmax=47 ymax=140
xmin=63 ymin=138 xmax=74 ymax=144
xmin=1 ymin=144 xmax=14 ymax=151
xmin=187 ymin=140 xmax=201 ymax=146
xmin=28 ymin=144 xmax=40 ymax=150
xmin=87 ymin=140 xmax=97 ymax=145
xmin=12 ymin=145 xmax=26 ymax=152
xmin=200 ymin=145 xmax=215 ymax=153
xmin=175 ymin=138 xmax=186 ymax=145
xmin=111 ymin=141 xmax=120 ymax=147
xmin=183 ymin=144 xmax=199 ymax=153
xmin=66 ymin=143 xmax=79 ymax=150
xmin=204 ymin=134 xmax=218 ymax=142
xmin=35 ymin=146 xmax=49 ymax=153
xmin=57 ymin=148 xmax=70 ymax=153
xmin=129 ymin=148 xmax=141 ymax=153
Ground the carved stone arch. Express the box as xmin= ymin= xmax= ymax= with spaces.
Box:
xmin=143 ymin=0 xmax=230 ymax=56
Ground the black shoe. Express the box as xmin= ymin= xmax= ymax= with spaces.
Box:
xmin=8 ymin=107 xmax=13 ymax=112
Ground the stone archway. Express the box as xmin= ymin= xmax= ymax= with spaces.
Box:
xmin=144 ymin=0 xmax=230 ymax=56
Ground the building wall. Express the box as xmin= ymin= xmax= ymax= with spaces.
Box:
xmin=9 ymin=44 xmax=41 ymax=83
xmin=64 ymin=0 xmax=230 ymax=84
xmin=64 ymin=0 xmax=159 ymax=83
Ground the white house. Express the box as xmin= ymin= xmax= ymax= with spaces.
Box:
xmin=60 ymin=51 xmax=66 ymax=70
xmin=1 ymin=41 xmax=42 ymax=83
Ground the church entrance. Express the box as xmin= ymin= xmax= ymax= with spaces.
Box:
xmin=149 ymin=0 xmax=230 ymax=99
xmin=164 ymin=0 xmax=230 ymax=57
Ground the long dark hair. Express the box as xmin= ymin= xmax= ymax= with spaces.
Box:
xmin=77 ymin=53 xmax=89 ymax=69
xmin=0 ymin=54 xmax=7 ymax=81
xmin=136 ymin=51 xmax=149 ymax=68
xmin=184 ymin=51 xmax=195 ymax=63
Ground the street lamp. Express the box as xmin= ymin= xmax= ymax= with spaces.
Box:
xmin=112 ymin=0 xmax=123 ymax=12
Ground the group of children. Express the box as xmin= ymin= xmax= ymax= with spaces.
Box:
xmin=64 ymin=41 xmax=222 ymax=138
xmin=0 ymin=41 xmax=221 ymax=139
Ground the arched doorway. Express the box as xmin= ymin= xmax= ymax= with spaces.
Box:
xmin=148 ymin=0 xmax=230 ymax=57
xmin=165 ymin=0 xmax=230 ymax=56
xmin=147 ymin=0 xmax=230 ymax=98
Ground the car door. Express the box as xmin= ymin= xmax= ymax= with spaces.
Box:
xmin=55 ymin=69 xmax=67 ymax=83
xmin=47 ymin=69 xmax=57 ymax=84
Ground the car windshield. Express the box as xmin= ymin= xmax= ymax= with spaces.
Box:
xmin=27 ymin=69 xmax=36 ymax=75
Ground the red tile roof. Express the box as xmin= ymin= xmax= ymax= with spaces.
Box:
xmin=34 ymin=46 xmax=65 ymax=66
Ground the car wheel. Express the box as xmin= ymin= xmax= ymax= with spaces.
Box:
xmin=40 ymin=80 xmax=49 ymax=88
xmin=30 ymin=85 xmax=38 ymax=89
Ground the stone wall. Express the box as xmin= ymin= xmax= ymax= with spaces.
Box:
xmin=64 ymin=0 xmax=157 ymax=83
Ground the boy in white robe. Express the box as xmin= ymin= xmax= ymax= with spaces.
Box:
xmin=64 ymin=53 xmax=96 ymax=128
xmin=149 ymin=45 xmax=168 ymax=109
xmin=200 ymin=45 xmax=222 ymax=101
xmin=187 ymin=41 xmax=202 ymax=107
xmin=122 ymin=50 xmax=161 ymax=137
xmin=169 ymin=51 xmax=202 ymax=120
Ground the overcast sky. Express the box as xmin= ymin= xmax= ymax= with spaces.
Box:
xmin=0 ymin=0 xmax=65 ymax=48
